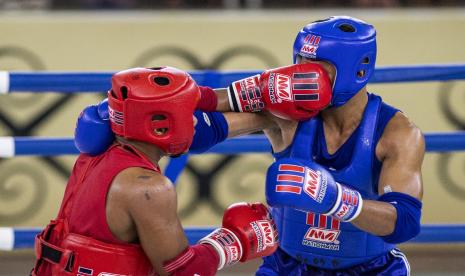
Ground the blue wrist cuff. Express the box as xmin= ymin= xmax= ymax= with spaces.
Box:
xmin=378 ymin=192 xmax=422 ymax=244
xmin=189 ymin=110 xmax=228 ymax=154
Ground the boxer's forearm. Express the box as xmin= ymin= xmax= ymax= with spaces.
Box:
xmin=214 ymin=88 xmax=232 ymax=112
xmin=224 ymin=112 xmax=274 ymax=138
xmin=350 ymin=200 xmax=396 ymax=236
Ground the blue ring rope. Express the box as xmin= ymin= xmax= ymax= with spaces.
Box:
xmin=2 ymin=224 xmax=464 ymax=251
xmin=4 ymin=132 xmax=465 ymax=156
xmin=5 ymin=64 xmax=465 ymax=93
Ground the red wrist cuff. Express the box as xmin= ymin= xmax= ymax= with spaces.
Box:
xmin=162 ymin=244 xmax=219 ymax=275
xmin=163 ymin=246 xmax=195 ymax=273
xmin=197 ymin=86 xmax=218 ymax=111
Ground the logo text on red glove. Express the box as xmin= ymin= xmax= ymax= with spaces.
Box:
xmin=250 ymin=220 xmax=277 ymax=253
xmin=225 ymin=245 xmax=240 ymax=264
xmin=237 ymin=77 xmax=264 ymax=112
xmin=275 ymin=74 xmax=292 ymax=102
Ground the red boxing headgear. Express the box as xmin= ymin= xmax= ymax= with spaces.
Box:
xmin=108 ymin=67 xmax=200 ymax=155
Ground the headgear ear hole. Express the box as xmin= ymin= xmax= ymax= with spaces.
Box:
xmin=362 ymin=57 xmax=370 ymax=64
xmin=120 ymin=86 xmax=128 ymax=100
xmin=338 ymin=23 xmax=356 ymax=33
xmin=110 ymin=90 xmax=117 ymax=99
xmin=152 ymin=114 xmax=167 ymax=121
xmin=154 ymin=77 xmax=170 ymax=86
xmin=357 ymin=70 xmax=366 ymax=78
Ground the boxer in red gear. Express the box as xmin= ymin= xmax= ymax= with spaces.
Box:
xmin=32 ymin=67 xmax=278 ymax=276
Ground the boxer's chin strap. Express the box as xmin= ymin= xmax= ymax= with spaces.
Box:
xmin=378 ymin=192 xmax=422 ymax=244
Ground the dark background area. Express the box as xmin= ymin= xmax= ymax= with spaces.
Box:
xmin=1 ymin=0 xmax=464 ymax=10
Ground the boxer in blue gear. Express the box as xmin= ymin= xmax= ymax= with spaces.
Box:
xmin=252 ymin=16 xmax=424 ymax=275
xmin=257 ymin=93 xmax=421 ymax=275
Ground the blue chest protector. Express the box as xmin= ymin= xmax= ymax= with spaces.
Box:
xmin=271 ymin=93 xmax=399 ymax=269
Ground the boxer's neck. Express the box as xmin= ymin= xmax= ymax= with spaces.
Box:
xmin=321 ymin=88 xmax=368 ymax=135
xmin=115 ymin=136 xmax=164 ymax=166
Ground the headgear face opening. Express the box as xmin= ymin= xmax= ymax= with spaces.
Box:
xmin=293 ymin=16 xmax=377 ymax=106
xmin=108 ymin=67 xmax=200 ymax=155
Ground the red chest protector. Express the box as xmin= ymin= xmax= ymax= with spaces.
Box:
xmin=32 ymin=144 xmax=159 ymax=276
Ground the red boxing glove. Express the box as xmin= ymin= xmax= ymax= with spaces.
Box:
xmin=227 ymin=63 xmax=332 ymax=120
xmin=199 ymin=202 xmax=278 ymax=270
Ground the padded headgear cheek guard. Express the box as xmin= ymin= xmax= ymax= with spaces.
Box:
xmin=108 ymin=67 xmax=200 ymax=155
xmin=293 ymin=16 xmax=377 ymax=106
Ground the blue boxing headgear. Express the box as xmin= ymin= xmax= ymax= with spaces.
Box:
xmin=293 ymin=16 xmax=377 ymax=106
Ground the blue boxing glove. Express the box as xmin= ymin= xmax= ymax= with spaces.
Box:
xmin=74 ymin=99 xmax=115 ymax=156
xmin=190 ymin=110 xmax=228 ymax=154
xmin=266 ymin=158 xmax=363 ymax=222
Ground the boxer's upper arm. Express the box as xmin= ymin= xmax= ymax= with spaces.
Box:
xmin=376 ymin=112 xmax=425 ymax=199
xmin=111 ymin=168 xmax=189 ymax=275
